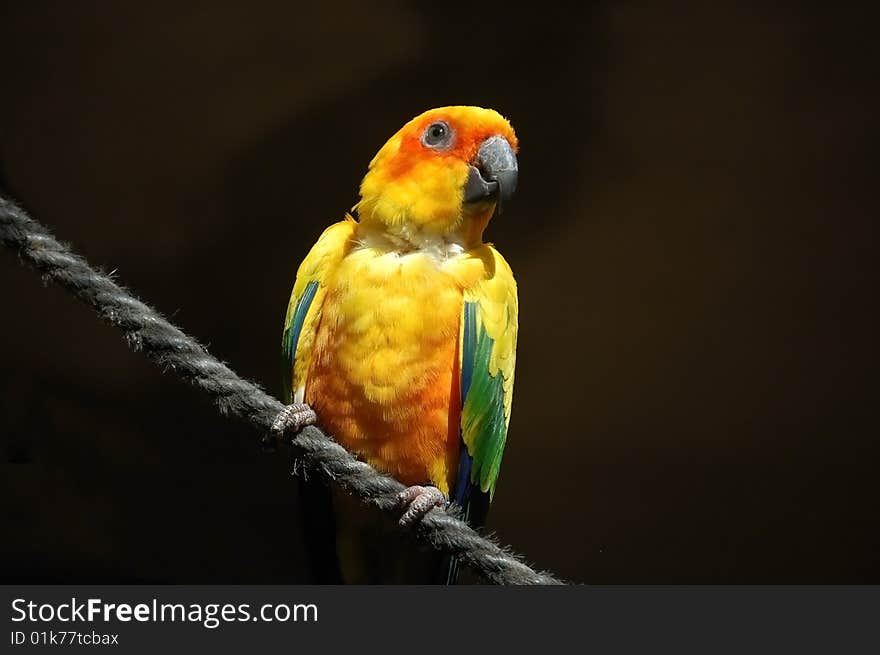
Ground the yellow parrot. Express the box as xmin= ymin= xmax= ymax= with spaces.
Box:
xmin=277 ymin=106 xmax=519 ymax=583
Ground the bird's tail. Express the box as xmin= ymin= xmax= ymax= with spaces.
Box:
xmin=441 ymin=554 xmax=461 ymax=585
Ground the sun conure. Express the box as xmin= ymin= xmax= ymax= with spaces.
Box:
xmin=277 ymin=106 xmax=519 ymax=583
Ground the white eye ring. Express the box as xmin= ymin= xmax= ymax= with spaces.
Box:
xmin=421 ymin=121 xmax=453 ymax=149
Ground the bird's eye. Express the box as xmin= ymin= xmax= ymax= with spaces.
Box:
xmin=422 ymin=121 xmax=452 ymax=148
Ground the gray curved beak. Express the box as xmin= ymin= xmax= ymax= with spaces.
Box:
xmin=463 ymin=135 xmax=518 ymax=212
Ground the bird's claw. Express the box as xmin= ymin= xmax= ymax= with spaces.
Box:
xmin=397 ymin=485 xmax=447 ymax=526
xmin=269 ymin=403 xmax=318 ymax=444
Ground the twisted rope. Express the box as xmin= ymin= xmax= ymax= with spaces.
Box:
xmin=0 ymin=195 xmax=563 ymax=585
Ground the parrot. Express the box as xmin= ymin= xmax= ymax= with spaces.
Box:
xmin=276 ymin=106 xmax=519 ymax=584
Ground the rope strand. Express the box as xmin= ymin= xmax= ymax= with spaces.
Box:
xmin=0 ymin=195 xmax=563 ymax=585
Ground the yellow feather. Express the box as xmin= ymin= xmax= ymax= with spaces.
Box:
xmin=464 ymin=245 xmax=518 ymax=422
xmin=283 ymin=218 xmax=355 ymax=394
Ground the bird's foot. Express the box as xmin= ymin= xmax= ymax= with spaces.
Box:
xmin=397 ymin=485 xmax=447 ymax=526
xmin=269 ymin=402 xmax=318 ymax=444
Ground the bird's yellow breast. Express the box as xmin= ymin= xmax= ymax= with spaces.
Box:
xmin=305 ymin=243 xmax=484 ymax=494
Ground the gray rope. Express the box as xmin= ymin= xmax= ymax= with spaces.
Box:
xmin=0 ymin=195 xmax=563 ymax=585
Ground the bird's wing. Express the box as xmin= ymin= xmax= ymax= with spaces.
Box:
xmin=453 ymin=245 xmax=518 ymax=526
xmin=281 ymin=218 xmax=355 ymax=403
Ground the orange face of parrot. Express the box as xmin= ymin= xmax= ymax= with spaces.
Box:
xmin=356 ymin=106 xmax=519 ymax=244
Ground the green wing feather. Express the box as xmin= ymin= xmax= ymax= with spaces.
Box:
xmin=282 ymin=280 xmax=318 ymax=403
xmin=458 ymin=246 xmax=518 ymax=500
xmin=281 ymin=219 xmax=355 ymax=402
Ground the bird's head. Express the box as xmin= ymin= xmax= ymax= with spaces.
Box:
xmin=355 ymin=106 xmax=518 ymax=248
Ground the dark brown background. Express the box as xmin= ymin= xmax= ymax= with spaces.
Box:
xmin=1 ymin=1 xmax=877 ymax=583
